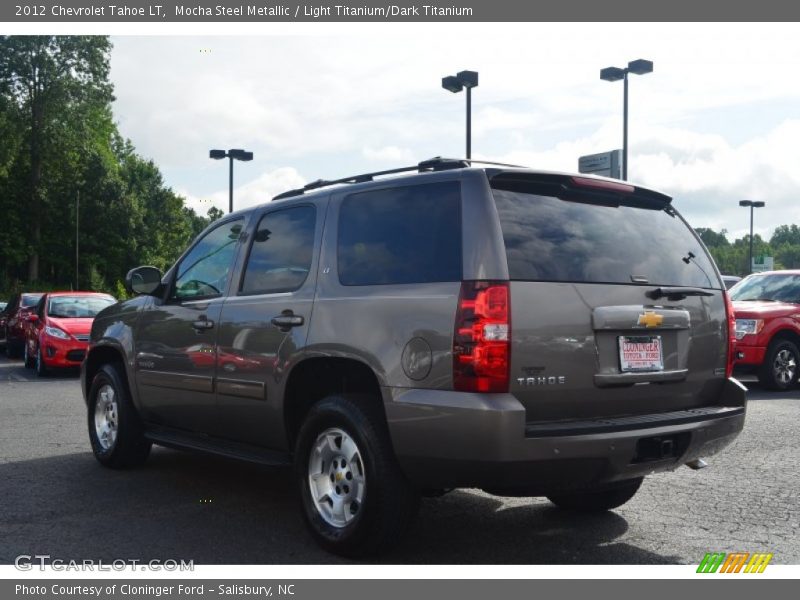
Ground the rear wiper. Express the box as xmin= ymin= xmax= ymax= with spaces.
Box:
xmin=646 ymin=287 xmax=715 ymax=301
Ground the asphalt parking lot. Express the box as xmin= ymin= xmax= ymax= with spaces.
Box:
xmin=0 ymin=354 xmax=798 ymax=565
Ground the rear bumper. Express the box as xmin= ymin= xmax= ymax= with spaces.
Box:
xmin=384 ymin=378 xmax=747 ymax=491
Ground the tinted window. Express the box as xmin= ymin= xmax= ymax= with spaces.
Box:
xmin=174 ymin=218 xmax=244 ymax=300
xmin=241 ymin=206 xmax=316 ymax=295
xmin=338 ymin=182 xmax=462 ymax=286
xmin=492 ymin=186 xmax=718 ymax=288
xmin=730 ymin=274 xmax=800 ymax=303
xmin=21 ymin=294 xmax=43 ymax=308
xmin=48 ymin=295 xmax=115 ymax=318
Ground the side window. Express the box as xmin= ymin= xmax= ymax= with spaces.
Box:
xmin=173 ymin=218 xmax=244 ymax=301
xmin=240 ymin=206 xmax=316 ymax=295
xmin=338 ymin=181 xmax=462 ymax=286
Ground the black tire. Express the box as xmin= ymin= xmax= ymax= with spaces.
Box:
xmin=23 ymin=341 xmax=35 ymax=369
xmin=758 ymin=339 xmax=799 ymax=391
xmin=35 ymin=345 xmax=48 ymax=377
xmin=294 ymin=394 xmax=419 ymax=557
xmin=5 ymin=334 xmax=21 ymax=358
xmin=87 ymin=363 xmax=151 ymax=468
xmin=547 ymin=477 xmax=643 ymax=512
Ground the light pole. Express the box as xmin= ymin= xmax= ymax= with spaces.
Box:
xmin=209 ymin=148 xmax=253 ymax=213
xmin=739 ymin=200 xmax=766 ymax=275
xmin=600 ymin=59 xmax=653 ymax=180
xmin=442 ymin=70 xmax=479 ymax=159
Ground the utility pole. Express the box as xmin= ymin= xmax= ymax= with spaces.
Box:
xmin=76 ymin=189 xmax=79 ymax=290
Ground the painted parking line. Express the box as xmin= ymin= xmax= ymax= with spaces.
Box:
xmin=9 ymin=372 xmax=29 ymax=382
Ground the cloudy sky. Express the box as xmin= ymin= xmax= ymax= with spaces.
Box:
xmin=108 ymin=23 xmax=800 ymax=240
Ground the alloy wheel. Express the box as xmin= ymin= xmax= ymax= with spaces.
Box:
xmin=94 ymin=384 xmax=119 ymax=451
xmin=773 ymin=348 xmax=797 ymax=385
xmin=307 ymin=427 xmax=366 ymax=528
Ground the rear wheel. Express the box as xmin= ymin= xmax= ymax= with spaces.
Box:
xmin=758 ymin=339 xmax=799 ymax=391
xmin=23 ymin=341 xmax=34 ymax=369
xmin=87 ymin=363 xmax=151 ymax=468
xmin=294 ymin=395 xmax=419 ymax=557
xmin=5 ymin=333 xmax=21 ymax=358
xmin=547 ymin=477 xmax=643 ymax=512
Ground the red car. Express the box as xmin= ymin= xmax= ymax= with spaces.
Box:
xmin=2 ymin=292 xmax=44 ymax=358
xmin=23 ymin=292 xmax=116 ymax=376
xmin=731 ymin=270 xmax=800 ymax=390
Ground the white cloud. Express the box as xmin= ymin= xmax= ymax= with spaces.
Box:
xmin=109 ymin=24 xmax=800 ymax=239
xmin=361 ymin=145 xmax=415 ymax=163
xmin=178 ymin=167 xmax=307 ymax=215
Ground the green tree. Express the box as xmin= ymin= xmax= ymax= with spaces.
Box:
xmin=770 ymin=225 xmax=800 ymax=247
xmin=694 ymin=228 xmax=729 ymax=248
xmin=0 ymin=35 xmax=113 ymax=282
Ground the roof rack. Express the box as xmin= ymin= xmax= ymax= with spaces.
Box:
xmin=271 ymin=157 xmax=527 ymax=200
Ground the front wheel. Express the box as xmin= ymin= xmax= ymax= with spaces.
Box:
xmin=35 ymin=345 xmax=48 ymax=377
xmin=294 ymin=395 xmax=419 ymax=557
xmin=547 ymin=477 xmax=643 ymax=512
xmin=758 ymin=339 xmax=799 ymax=391
xmin=87 ymin=363 xmax=151 ymax=468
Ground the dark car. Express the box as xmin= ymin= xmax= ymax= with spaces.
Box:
xmin=722 ymin=275 xmax=742 ymax=290
xmin=2 ymin=292 xmax=44 ymax=358
xmin=81 ymin=158 xmax=746 ymax=556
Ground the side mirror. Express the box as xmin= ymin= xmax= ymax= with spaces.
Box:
xmin=126 ymin=266 xmax=164 ymax=296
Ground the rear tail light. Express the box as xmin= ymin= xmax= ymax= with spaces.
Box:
xmin=724 ymin=290 xmax=736 ymax=377
xmin=453 ymin=281 xmax=510 ymax=393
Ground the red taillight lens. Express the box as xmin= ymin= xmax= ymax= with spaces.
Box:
xmin=453 ymin=281 xmax=510 ymax=393
xmin=724 ymin=290 xmax=736 ymax=377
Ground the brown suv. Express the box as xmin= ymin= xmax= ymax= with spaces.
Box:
xmin=81 ymin=158 xmax=746 ymax=556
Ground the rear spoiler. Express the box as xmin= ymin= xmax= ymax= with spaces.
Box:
xmin=489 ymin=171 xmax=672 ymax=210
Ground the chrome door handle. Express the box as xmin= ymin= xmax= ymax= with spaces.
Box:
xmin=270 ymin=311 xmax=304 ymax=331
xmin=192 ymin=318 xmax=215 ymax=331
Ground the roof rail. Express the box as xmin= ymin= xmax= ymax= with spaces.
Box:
xmin=271 ymin=157 xmax=527 ymax=200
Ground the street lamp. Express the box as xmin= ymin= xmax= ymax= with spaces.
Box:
xmin=600 ymin=58 xmax=653 ymax=180
xmin=441 ymin=70 xmax=479 ymax=159
xmin=739 ymin=200 xmax=766 ymax=275
xmin=209 ymin=148 xmax=254 ymax=213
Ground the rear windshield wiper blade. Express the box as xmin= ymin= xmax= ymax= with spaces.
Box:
xmin=646 ymin=287 xmax=715 ymax=301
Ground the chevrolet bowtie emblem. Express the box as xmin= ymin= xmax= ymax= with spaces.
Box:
xmin=637 ymin=311 xmax=664 ymax=328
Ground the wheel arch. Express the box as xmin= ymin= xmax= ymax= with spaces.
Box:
xmin=83 ymin=343 xmax=134 ymax=407
xmin=283 ymin=356 xmax=386 ymax=450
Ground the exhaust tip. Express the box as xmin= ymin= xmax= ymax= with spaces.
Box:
xmin=685 ymin=458 xmax=708 ymax=470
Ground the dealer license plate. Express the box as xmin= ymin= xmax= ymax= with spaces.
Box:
xmin=618 ymin=335 xmax=664 ymax=372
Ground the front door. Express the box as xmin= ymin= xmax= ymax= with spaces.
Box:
xmin=134 ymin=216 xmax=246 ymax=433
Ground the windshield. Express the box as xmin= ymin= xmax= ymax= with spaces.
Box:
xmin=47 ymin=295 xmax=115 ymax=318
xmin=729 ymin=274 xmax=800 ymax=303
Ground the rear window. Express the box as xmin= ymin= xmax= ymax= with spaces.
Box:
xmin=491 ymin=184 xmax=718 ymax=288
xmin=338 ymin=181 xmax=462 ymax=286
xmin=21 ymin=294 xmax=43 ymax=308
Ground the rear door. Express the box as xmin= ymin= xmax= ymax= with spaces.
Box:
xmin=211 ymin=202 xmax=323 ymax=447
xmin=490 ymin=173 xmax=728 ymax=423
